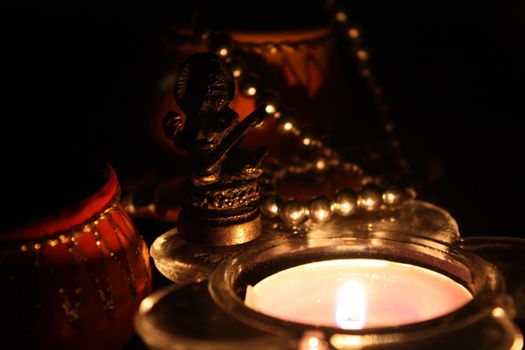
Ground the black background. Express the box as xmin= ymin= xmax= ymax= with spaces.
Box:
xmin=1 ymin=2 xmax=524 ymax=236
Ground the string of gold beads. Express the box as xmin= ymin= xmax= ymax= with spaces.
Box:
xmin=332 ymin=5 xmax=410 ymax=173
xmin=260 ymin=183 xmax=415 ymax=225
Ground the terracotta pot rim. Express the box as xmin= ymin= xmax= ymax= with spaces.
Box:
xmin=1 ymin=164 xmax=119 ymax=241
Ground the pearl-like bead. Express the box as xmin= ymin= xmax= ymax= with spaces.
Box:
xmin=308 ymin=196 xmax=332 ymax=223
xmin=382 ymin=185 xmax=405 ymax=207
xmin=260 ymin=194 xmax=282 ymax=218
xmin=298 ymin=129 xmax=322 ymax=150
xmin=357 ymin=184 xmax=382 ymax=211
xmin=239 ymin=74 xmax=260 ymax=98
xmin=256 ymin=90 xmax=281 ymax=116
xmin=335 ymin=11 xmax=348 ymax=23
xmin=227 ymin=57 xmax=244 ymax=78
xmin=209 ymin=35 xmax=232 ymax=58
xmin=356 ymin=49 xmax=368 ymax=61
xmin=276 ymin=112 xmax=299 ymax=135
xmin=332 ymin=188 xmax=357 ymax=216
xmin=280 ymin=199 xmax=307 ymax=225
xmin=347 ymin=27 xmax=360 ymax=39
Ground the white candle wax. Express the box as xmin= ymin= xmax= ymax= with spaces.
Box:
xmin=245 ymin=259 xmax=472 ymax=329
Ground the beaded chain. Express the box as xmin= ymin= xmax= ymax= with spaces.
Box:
xmin=188 ymin=5 xmax=416 ymax=226
xmin=332 ymin=6 xmax=410 ymax=175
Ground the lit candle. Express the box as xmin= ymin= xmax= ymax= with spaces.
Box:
xmin=245 ymin=259 xmax=472 ymax=329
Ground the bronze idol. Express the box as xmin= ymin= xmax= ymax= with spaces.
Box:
xmin=164 ymin=52 xmax=269 ymax=245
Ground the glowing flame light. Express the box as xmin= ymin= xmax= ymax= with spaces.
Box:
xmin=336 ymin=281 xmax=367 ymax=329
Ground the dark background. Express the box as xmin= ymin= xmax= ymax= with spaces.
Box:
xmin=1 ymin=2 xmax=524 ymax=236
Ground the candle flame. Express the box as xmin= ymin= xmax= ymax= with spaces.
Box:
xmin=335 ymin=281 xmax=367 ymax=329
